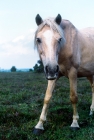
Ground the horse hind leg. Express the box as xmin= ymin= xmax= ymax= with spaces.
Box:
xmin=87 ymin=76 xmax=94 ymax=115
xmin=33 ymin=80 xmax=56 ymax=135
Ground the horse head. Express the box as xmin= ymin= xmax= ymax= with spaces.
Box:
xmin=35 ymin=14 xmax=65 ymax=80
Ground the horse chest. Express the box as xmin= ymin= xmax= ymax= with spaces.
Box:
xmin=59 ymin=63 xmax=70 ymax=77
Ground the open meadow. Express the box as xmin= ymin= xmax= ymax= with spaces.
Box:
xmin=0 ymin=72 xmax=94 ymax=140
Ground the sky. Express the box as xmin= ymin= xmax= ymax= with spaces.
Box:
xmin=0 ymin=0 xmax=94 ymax=69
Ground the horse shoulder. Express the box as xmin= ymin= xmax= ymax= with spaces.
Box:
xmin=60 ymin=20 xmax=80 ymax=69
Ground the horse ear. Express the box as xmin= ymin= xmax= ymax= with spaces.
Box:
xmin=35 ymin=14 xmax=43 ymax=26
xmin=55 ymin=14 xmax=62 ymax=25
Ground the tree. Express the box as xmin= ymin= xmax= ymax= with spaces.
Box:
xmin=29 ymin=68 xmax=33 ymax=72
xmin=10 ymin=66 xmax=17 ymax=72
xmin=33 ymin=60 xmax=44 ymax=73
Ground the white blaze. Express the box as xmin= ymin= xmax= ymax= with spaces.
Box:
xmin=43 ymin=30 xmax=54 ymax=61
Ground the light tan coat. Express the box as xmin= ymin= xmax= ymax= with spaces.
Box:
xmin=33 ymin=14 xmax=94 ymax=134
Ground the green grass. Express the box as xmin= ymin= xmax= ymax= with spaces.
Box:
xmin=0 ymin=72 xmax=94 ymax=140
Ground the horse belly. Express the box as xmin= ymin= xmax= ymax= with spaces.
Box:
xmin=78 ymin=62 xmax=94 ymax=77
xmin=78 ymin=34 xmax=94 ymax=77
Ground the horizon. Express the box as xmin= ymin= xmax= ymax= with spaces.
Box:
xmin=0 ymin=67 xmax=33 ymax=72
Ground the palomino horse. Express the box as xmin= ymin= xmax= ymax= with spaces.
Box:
xmin=33 ymin=14 xmax=94 ymax=135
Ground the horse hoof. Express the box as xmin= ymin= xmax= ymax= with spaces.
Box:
xmin=70 ymin=127 xmax=80 ymax=131
xmin=33 ymin=128 xmax=44 ymax=135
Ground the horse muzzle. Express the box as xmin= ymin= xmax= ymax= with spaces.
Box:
xmin=44 ymin=65 xmax=59 ymax=80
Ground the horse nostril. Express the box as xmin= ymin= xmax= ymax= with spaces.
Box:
xmin=45 ymin=65 xmax=49 ymax=73
xmin=56 ymin=65 xmax=59 ymax=73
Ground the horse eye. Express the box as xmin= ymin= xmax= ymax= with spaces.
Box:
xmin=36 ymin=38 xmax=41 ymax=43
xmin=58 ymin=38 xmax=62 ymax=43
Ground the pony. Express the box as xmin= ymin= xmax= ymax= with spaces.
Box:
xmin=33 ymin=14 xmax=94 ymax=135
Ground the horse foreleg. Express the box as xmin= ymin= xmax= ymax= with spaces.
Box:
xmin=68 ymin=67 xmax=79 ymax=130
xmin=87 ymin=76 xmax=94 ymax=115
xmin=33 ymin=80 xmax=56 ymax=135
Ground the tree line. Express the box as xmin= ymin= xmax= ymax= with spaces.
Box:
xmin=10 ymin=60 xmax=44 ymax=73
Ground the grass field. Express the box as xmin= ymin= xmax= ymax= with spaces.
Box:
xmin=0 ymin=72 xmax=94 ymax=140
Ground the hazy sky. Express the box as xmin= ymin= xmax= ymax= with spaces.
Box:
xmin=0 ymin=0 xmax=94 ymax=69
